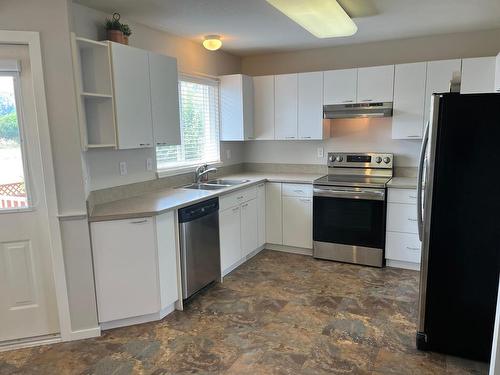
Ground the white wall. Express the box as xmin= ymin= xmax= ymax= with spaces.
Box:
xmin=71 ymin=3 xmax=244 ymax=191
xmin=244 ymin=118 xmax=421 ymax=167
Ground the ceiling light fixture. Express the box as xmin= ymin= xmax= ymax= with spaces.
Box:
xmin=203 ymin=35 xmax=222 ymax=51
xmin=266 ymin=0 xmax=357 ymax=38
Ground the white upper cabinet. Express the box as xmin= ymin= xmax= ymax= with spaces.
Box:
xmin=424 ymin=59 xmax=462 ymax=126
xmin=253 ymin=75 xmax=275 ymax=140
xmin=148 ymin=52 xmax=181 ymax=147
xmin=461 ymin=57 xmax=496 ymax=94
xmin=392 ymin=62 xmax=427 ymax=140
xmin=323 ymin=68 xmax=357 ymax=105
xmin=298 ymin=71 xmax=327 ymax=140
xmin=357 ymin=65 xmax=395 ymax=103
xmin=220 ymin=74 xmax=254 ymax=141
xmin=110 ymin=42 xmax=154 ymax=149
xmin=274 ymin=74 xmax=298 ymax=140
xmin=495 ymin=53 xmax=500 ymax=92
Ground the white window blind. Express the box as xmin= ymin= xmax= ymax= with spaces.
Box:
xmin=156 ymin=75 xmax=220 ymax=170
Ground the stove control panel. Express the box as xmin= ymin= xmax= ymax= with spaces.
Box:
xmin=327 ymin=152 xmax=393 ymax=169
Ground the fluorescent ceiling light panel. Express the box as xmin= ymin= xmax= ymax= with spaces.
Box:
xmin=266 ymin=0 xmax=357 ymax=38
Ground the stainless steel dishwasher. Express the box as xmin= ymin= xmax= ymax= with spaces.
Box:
xmin=178 ymin=197 xmax=220 ymax=300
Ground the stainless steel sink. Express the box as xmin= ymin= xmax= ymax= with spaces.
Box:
xmin=180 ymin=183 xmax=227 ymax=190
xmin=206 ymin=179 xmax=250 ymax=186
xmin=177 ymin=179 xmax=249 ymax=191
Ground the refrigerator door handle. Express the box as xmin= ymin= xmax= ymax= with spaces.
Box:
xmin=417 ymin=121 xmax=430 ymax=242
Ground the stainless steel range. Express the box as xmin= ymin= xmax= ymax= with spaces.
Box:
xmin=313 ymin=152 xmax=393 ymax=267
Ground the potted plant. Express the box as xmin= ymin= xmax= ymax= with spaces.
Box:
xmin=121 ymin=24 xmax=132 ymax=45
xmin=105 ymin=13 xmax=123 ymax=43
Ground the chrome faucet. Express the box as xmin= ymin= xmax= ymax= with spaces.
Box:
xmin=194 ymin=164 xmax=217 ymax=183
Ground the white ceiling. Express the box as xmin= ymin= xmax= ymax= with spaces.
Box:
xmin=75 ymin=0 xmax=500 ymax=56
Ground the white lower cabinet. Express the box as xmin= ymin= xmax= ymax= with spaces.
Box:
xmin=266 ymin=182 xmax=283 ymax=244
xmin=90 ymin=212 xmax=179 ymax=326
xmin=257 ymin=184 xmax=266 ymax=247
xmin=241 ymin=199 xmax=259 ymax=257
xmin=219 ymin=206 xmax=242 ymax=272
xmin=219 ymin=186 xmax=261 ymax=276
xmin=282 ymin=196 xmax=313 ymax=249
xmin=385 ymin=188 xmax=421 ymax=270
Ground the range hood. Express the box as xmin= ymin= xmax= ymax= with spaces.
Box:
xmin=323 ymin=102 xmax=393 ymax=119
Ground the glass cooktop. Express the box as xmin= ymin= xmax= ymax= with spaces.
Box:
xmin=313 ymin=174 xmax=392 ymax=188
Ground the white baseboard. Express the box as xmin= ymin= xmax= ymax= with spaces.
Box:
xmin=68 ymin=326 xmax=101 ymax=341
xmin=266 ymin=243 xmax=313 ymax=256
xmin=100 ymin=303 xmax=176 ymax=331
xmin=386 ymin=259 xmax=421 ymax=271
xmin=0 ymin=334 xmax=61 ymax=352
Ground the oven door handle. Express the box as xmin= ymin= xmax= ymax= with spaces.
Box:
xmin=313 ymin=187 xmax=385 ymax=201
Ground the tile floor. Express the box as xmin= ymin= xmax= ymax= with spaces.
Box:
xmin=0 ymin=250 xmax=490 ymax=374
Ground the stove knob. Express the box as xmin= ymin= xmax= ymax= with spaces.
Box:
xmin=375 ymin=156 xmax=382 ymax=163
xmin=329 ymin=155 xmax=335 ymax=162
xmin=383 ymin=157 xmax=391 ymax=164
xmin=336 ymin=156 xmax=343 ymax=162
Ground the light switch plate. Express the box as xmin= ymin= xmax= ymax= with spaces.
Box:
xmin=119 ymin=161 xmax=127 ymax=176
xmin=317 ymin=147 xmax=324 ymax=158
xmin=146 ymin=158 xmax=153 ymax=171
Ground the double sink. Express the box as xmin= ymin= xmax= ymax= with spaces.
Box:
xmin=179 ymin=179 xmax=250 ymax=191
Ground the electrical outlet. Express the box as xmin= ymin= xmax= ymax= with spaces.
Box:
xmin=146 ymin=158 xmax=153 ymax=171
xmin=226 ymin=149 xmax=231 ymax=160
xmin=317 ymin=147 xmax=324 ymax=158
xmin=119 ymin=161 xmax=127 ymax=176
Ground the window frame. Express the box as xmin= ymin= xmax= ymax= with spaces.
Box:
xmin=156 ymin=74 xmax=221 ymax=176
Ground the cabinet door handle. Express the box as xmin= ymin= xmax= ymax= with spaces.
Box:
xmin=294 ymin=190 xmax=304 ymax=194
xmin=130 ymin=219 xmax=148 ymax=224
xmin=232 ymin=207 xmax=240 ymax=213
xmin=361 ymin=99 xmax=373 ymax=102
xmin=299 ymin=198 xmax=311 ymax=203
xmin=342 ymin=100 xmax=353 ymax=103
xmin=408 ymin=195 xmax=417 ymax=199
xmin=237 ymin=196 xmax=244 ymax=200
xmin=139 ymin=143 xmax=151 ymax=147
xmin=241 ymin=203 xmax=248 ymax=208
xmin=301 ymin=136 xmax=311 ymax=139
xmin=408 ymin=218 xmax=417 ymax=222
xmin=407 ymin=135 xmax=421 ymax=138
xmin=284 ymin=136 xmax=296 ymax=139
xmin=406 ymin=246 xmax=420 ymax=251
xmin=156 ymin=142 xmax=168 ymax=146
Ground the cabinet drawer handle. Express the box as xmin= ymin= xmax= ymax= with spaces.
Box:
xmin=408 ymin=218 xmax=417 ymax=222
xmin=407 ymin=135 xmax=421 ymax=138
xmin=342 ymin=100 xmax=353 ymax=103
xmin=408 ymin=195 xmax=417 ymax=199
xmin=361 ymin=99 xmax=373 ymax=102
xmin=139 ymin=143 xmax=151 ymax=147
xmin=257 ymin=184 xmax=264 ymax=188
xmin=284 ymin=136 xmax=296 ymax=139
xmin=293 ymin=190 xmax=304 ymax=194
xmin=156 ymin=142 xmax=168 ymax=146
xmin=301 ymin=136 xmax=311 ymax=139
xmin=299 ymin=198 xmax=311 ymax=203
xmin=237 ymin=196 xmax=244 ymax=200
xmin=406 ymin=246 xmax=420 ymax=251
xmin=232 ymin=207 xmax=240 ymax=213
xmin=241 ymin=203 xmax=248 ymax=208
xmin=130 ymin=219 xmax=148 ymax=224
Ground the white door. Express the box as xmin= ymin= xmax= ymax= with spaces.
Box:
xmin=111 ymin=42 xmax=154 ymax=149
xmin=274 ymin=74 xmax=298 ymax=140
xmin=392 ymin=62 xmax=427 ymax=139
xmin=460 ymin=57 xmax=496 ymax=94
xmin=298 ymin=71 xmax=324 ymax=140
xmin=256 ymin=183 xmax=266 ymax=247
xmin=149 ymin=52 xmax=181 ymax=147
xmin=282 ymin=196 xmax=313 ymax=249
xmin=219 ymin=206 xmax=241 ymax=272
xmin=357 ymin=65 xmax=395 ymax=103
xmin=0 ymin=46 xmax=59 ymax=341
xmin=241 ymin=199 xmax=258 ymax=257
xmin=253 ymin=75 xmax=274 ymax=140
xmin=323 ymin=68 xmax=357 ymax=105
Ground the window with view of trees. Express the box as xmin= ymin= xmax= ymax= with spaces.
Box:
xmin=156 ymin=77 xmax=220 ymax=170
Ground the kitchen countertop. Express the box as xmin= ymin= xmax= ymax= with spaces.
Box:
xmin=89 ymin=172 xmax=323 ymax=222
xmin=387 ymin=177 xmax=418 ymax=189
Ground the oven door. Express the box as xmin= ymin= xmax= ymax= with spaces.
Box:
xmin=313 ymin=185 xmax=386 ymax=266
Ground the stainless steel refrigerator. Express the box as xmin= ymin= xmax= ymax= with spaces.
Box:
xmin=416 ymin=92 xmax=500 ymax=362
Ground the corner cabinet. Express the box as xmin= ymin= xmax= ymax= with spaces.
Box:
xmin=253 ymin=75 xmax=275 ymax=140
xmin=220 ymin=74 xmax=254 ymax=141
xmin=90 ymin=212 xmax=179 ymax=328
xmin=71 ymin=34 xmax=181 ymax=150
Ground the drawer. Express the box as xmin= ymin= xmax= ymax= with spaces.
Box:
xmin=220 ymin=186 xmax=257 ymax=210
xmin=388 ymin=188 xmax=418 ymax=205
xmin=282 ymin=183 xmax=313 ymax=198
xmin=386 ymin=232 xmax=421 ymax=263
xmin=387 ymin=203 xmax=418 ymax=234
